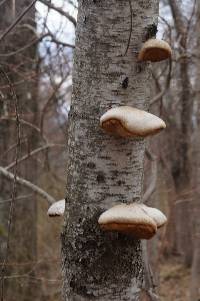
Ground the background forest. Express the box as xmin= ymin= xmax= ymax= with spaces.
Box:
xmin=0 ymin=0 xmax=200 ymax=300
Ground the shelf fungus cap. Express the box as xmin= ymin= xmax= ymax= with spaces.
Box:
xmin=138 ymin=39 xmax=172 ymax=62
xmin=100 ymin=106 xmax=166 ymax=137
xmin=139 ymin=204 xmax=167 ymax=228
xmin=47 ymin=199 xmax=65 ymax=217
xmin=98 ymin=204 xmax=157 ymax=239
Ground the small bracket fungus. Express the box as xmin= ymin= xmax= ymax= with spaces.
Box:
xmin=98 ymin=204 xmax=157 ymax=239
xmin=100 ymin=106 xmax=166 ymax=137
xmin=47 ymin=199 xmax=65 ymax=217
xmin=138 ymin=39 xmax=172 ymax=62
xmin=139 ymin=204 xmax=167 ymax=228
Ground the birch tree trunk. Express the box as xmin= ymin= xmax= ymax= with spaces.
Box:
xmin=62 ymin=1 xmax=159 ymax=300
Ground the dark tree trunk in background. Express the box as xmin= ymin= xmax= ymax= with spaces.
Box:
xmin=0 ymin=2 xmax=40 ymax=300
xmin=62 ymin=0 xmax=159 ymax=300
xmin=190 ymin=2 xmax=200 ymax=299
xmin=167 ymin=0 xmax=193 ymax=267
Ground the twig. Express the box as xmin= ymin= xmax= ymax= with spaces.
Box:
xmin=0 ymin=166 xmax=56 ymax=204
xmin=50 ymin=35 xmax=75 ymax=49
xmin=150 ymin=58 xmax=172 ymax=105
xmin=0 ymin=34 xmax=49 ymax=58
xmin=6 ymin=143 xmax=65 ymax=170
xmin=40 ymin=77 xmax=67 ymax=134
xmin=0 ymin=0 xmax=37 ymax=43
xmin=0 ymin=194 xmax=33 ymax=204
xmin=0 ymin=117 xmax=48 ymax=143
xmin=38 ymin=0 xmax=77 ymax=27
xmin=186 ymin=0 xmax=197 ymax=33
xmin=1 ymin=138 xmax=27 ymax=159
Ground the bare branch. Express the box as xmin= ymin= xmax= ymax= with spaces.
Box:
xmin=0 ymin=166 xmax=55 ymax=204
xmin=150 ymin=58 xmax=172 ymax=105
xmin=168 ymin=0 xmax=185 ymax=34
xmin=0 ymin=0 xmax=37 ymax=42
xmin=6 ymin=144 xmax=65 ymax=171
xmin=0 ymin=194 xmax=33 ymax=204
xmin=40 ymin=77 xmax=67 ymax=134
xmin=0 ymin=117 xmax=48 ymax=143
xmin=38 ymin=0 xmax=77 ymax=27
xmin=186 ymin=0 xmax=197 ymax=33
xmin=50 ymin=35 xmax=75 ymax=49
xmin=0 ymin=33 xmax=49 ymax=58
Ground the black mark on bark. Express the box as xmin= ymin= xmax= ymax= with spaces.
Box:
xmin=87 ymin=162 xmax=96 ymax=169
xmin=145 ymin=23 xmax=158 ymax=40
xmin=122 ymin=77 xmax=129 ymax=89
xmin=96 ymin=171 xmax=105 ymax=183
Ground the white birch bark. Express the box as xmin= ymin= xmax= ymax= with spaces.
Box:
xmin=62 ymin=1 xmax=159 ymax=300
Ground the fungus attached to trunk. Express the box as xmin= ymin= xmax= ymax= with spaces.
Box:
xmin=138 ymin=39 xmax=172 ymax=62
xmin=100 ymin=106 xmax=166 ymax=137
xmin=47 ymin=199 xmax=65 ymax=217
xmin=139 ymin=204 xmax=167 ymax=228
xmin=98 ymin=204 xmax=157 ymax=239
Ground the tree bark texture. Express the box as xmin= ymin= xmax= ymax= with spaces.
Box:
xmin=62 ymin=1 xmax=159 ymax=300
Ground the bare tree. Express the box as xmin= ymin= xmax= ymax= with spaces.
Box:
xmin=0 ymin=1 xmax=40 ymax=300
xmin=163 ymin=0 xmax=194 ymax=267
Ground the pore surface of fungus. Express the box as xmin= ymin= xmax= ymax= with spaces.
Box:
xmin=138 ymin=39 xmax=172 ymax=62
xmin=98 ymin=203 xmax=157 ymax=239
xmin=47 ymin=199 xmax=65 ymax=217
xmin=100 ymin=106 xmax=166 ymax=137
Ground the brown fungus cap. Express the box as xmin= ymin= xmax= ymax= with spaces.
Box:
xmin=100 ymin=106 xmax=166 ymax=137
xmin=47 ymin=199 xmax=65 ymax=217
xmin=138 ymin=39 xmax=172 ymax=62
xmin=98 ymin=204 xmax=157 ymax=239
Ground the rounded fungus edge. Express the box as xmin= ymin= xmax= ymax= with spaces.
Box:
xmin=138 ymin=39 xmax=172 ymax=62
xmin=47 ymin=199 xmax=65 ymax=217
xmin=100 ymin=106 xmax=166 ymax=138
xmin=98 ymin=203 xmax=157 ymax=239
xmin=139 ymin=204 xmax=167 ymax=228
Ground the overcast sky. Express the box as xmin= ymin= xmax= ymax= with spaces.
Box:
xmin=36 ymin=0 xmax=77 ymax=45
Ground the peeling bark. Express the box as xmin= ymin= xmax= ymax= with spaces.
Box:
xmin=62 ymin=0 xmax=159 ymax=300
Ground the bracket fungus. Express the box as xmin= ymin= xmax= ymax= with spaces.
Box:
xmin=100 ymin=106 xmax=166 ymax=137
xmin=139 ymin=204 xmax=167 ymax=228
xmin=138 ymin=39 xmax=172 ymax=62
xmin=98 ymin=204 xmax=157 ymax=239
xmin=47 ymin=199 xmax=65 ymax=217
xmin=98 ymin=203 xmax=167 ymax=239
